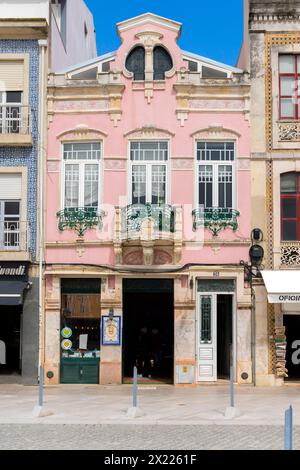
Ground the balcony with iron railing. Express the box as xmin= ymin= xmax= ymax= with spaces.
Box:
xmin=0 ymin=105 xmax=33 ymax=146
xmin=0 ymin=220 xmax=30 ymax=260
xmin=192 ymin=207 xmax=240 ymax=237
xmin=114 ymin=204 xmax=183 ymax=265
xmin=57 ymin=207 xmax=106 ymax=237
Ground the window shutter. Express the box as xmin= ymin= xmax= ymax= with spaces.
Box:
xmin=0 ymin=174 xmax=22 ymax=199
xmin=0 ymin=61 xmax=24 ymax=91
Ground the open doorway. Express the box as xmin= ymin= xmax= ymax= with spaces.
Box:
xmin=0 ymin=305 xmax=22 ymax=376
xmin=284 ymin=314 xmax=300 ymax=381
xmin=123 ymin=279 xmax=174 ymax=384
xmin=217 ymin=295 xmax=233 ymax=380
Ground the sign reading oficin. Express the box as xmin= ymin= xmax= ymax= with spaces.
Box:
xmin=268 ymin=294 xmax=300 ymax=304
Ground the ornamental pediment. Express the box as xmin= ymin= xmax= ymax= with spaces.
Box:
xmin=56 ymin=126 xmax=108 ymax=142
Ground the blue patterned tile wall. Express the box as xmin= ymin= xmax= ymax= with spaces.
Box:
xmin=0 ymin=40 xmax=39 ymax=260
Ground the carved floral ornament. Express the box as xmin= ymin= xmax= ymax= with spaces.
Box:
xmin=123 ymin=31 xmax=176 ymax=103
xmin=190 ymin=124 xmax=241 ymax=141
xmin=56 ymin=126 xmax=107 ymax=142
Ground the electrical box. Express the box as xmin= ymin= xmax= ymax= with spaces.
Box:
xmin=176 ymin=365 xmax=194 ymax=384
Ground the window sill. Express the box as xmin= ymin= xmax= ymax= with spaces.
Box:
xmin=0 ymin=250 xmax=31 ymax=261
xmin=0 ymin=134 xmax=33 ymax=147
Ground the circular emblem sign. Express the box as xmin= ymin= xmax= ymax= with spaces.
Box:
xmin=61 ymin=327 xmax=72 ymax=339
xmin=61 ymin=339 xmax=72 ymax=350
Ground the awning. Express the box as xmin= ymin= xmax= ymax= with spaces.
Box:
xmin=261 ymin=271 xmax=300 ymax=304
xmin=0 ymin=281 xmax=28 ymax=306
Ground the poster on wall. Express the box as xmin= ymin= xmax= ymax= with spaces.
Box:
xmin=101 ymin=316 xmax=121 ymax=346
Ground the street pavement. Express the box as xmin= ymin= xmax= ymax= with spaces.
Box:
xmin=0 ymin=383 xmax=300 ymax=449
xmin=0 ymin=424 xmax=299 ymax=450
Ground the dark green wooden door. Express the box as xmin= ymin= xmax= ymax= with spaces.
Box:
xmin=60 ymin=358 xmax=100 ymax=384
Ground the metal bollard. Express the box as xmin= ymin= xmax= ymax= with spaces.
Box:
xmin=284 ymin=405 xmax=293 ymax=450
xmin=133 ymin=366 xmax=138 ymax=408
xmin=38 ymin=365 xmax=44 ymax=407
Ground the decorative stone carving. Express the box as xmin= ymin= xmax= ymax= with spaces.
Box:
xmin=154 ymin=249 xmax=172 ymax=265
xmin=278 ymin=122 xmax=300 ymax=141
xmin=123 ymin=249 xmax=143 ymax=265
xmin=281 ymin=242 xmax=300 ymax=266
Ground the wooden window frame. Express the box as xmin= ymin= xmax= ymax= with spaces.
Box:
xmin=279 ymin=54 xmax=300 ymax=120
xmin=281 ymin=172 xmax=300 ymax=241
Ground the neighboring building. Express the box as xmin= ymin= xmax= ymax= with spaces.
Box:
xmin=0 ymin=0 xmax=96 ymax=384
xmin=49 ymin=0 xmax=97 ymax=72
xmin=45 ymin=13 xmax=251 ymax=386
xmin=239 ymin=0 xmax=300 ymax=385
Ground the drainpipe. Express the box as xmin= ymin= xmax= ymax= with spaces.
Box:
xmin=251 ymin=285 xmax=256 ymax=386
xmin=38 ymin=39 xmax=47 ymax=385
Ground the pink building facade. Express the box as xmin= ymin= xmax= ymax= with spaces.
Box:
xmin=44 ymin=13 xmax=252 ymax=386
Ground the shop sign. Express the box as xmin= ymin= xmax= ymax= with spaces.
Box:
xmin=0 ymin=262 xmax=29 ymax=281
xmin=102 ymin=316 xmax=121 ymax=346
xmin=268 ymin=294 xmax=300 ymax=304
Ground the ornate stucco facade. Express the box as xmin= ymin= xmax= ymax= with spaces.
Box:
xmin=239 ymin=0 xmax=300 ymax=386
xmin=44 ymin=13 xmax=252 ymax=386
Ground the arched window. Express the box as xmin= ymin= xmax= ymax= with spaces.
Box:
xmin=281 ymin=172 xmax=300 ymax=240
xmin=153 ymin=46 xmax=173 ymax=80
xmin=125 ymin=46 xmax=145 ymax=81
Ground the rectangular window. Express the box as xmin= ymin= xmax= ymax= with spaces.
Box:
xmin=197 ymin=142 xmax=235 ymax=209
xmin=0 ymin=91 xmax=22 ymax=134
xmin=281 ymin=172 xmax=300 ymax=241
xmin=63 ymin=143 xmax=101 ymax=209
xmin=0 ymin=200 xmax=20 ymax=249
xmin=279 ymin=55 xmax=300 ymax=120
xmin=130 ymin=141 xmax=168 ymax=204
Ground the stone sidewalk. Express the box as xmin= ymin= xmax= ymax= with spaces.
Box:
xmin=0 ymin=383 xmax=299 ymax=425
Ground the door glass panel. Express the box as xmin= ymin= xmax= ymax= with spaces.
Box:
xmin=280 ymin=76 xmax=295 ymax=96
xmin=282 ymin=198 xmax=297 ymax=218
xmin=152 ymin=165 xmax=166 ymax=204
xmin=132 ymin=165 xmax=146 ymax=204
xmin=198 ymin=165 xmax=212 ymax=207
xmin=218 ymin=165 xmax=232 ymax=209
xmin=279 ymin=55 xmax=295 ymax=73
xmin=201 ymin=296 xmax=212 ymax=343
xmin=65 ymin=164 xmax=79 ymax=208
xmin=281 ymin=173 xmax=297 ymax=193
xmin=281 ymin=98 xmax=294 ymax=118
xmin=84 ymin=164 xmax=99 ymax=208
xmin=282 ymin=220 xmax=297 ymax=241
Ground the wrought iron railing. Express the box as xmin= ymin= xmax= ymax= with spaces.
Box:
xmin=57 ymin=207 xmax=105 ymax=237
xmin=0 ymin=105 xmax=32 ymax=135
xmin=121 ymin=203 xmax=176 ymax=239
xmin=192 ymin=207 xmax=240 ymax=237
xmin=0 ymin=220 xmax=30 ymax=251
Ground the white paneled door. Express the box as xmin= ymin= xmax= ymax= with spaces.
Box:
xmin=197 ymin=293 xmax=217 ymax=381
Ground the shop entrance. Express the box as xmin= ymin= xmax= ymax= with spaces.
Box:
xmin=123 ymin=279 xmax=174 ymax=384
xmin=284 ymin=314 xmax=300 ymax=381
xmin=197 ymin=279 xmax=235 ymax=382
xmin=0 ymin=305 xmax=22 ymax=376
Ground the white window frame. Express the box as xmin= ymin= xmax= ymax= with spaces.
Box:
xmin=128 ymin=140 xmax=170 ymax=205
xmin=195 ymin=141 xmax=236 ymax=210
xmin=0 ymin=91 xmax=22 ymax=134
xmin=0 ymin=199 xmax=21 ymax=250
xmin=61 ymin=142 xmax=102 ymax=210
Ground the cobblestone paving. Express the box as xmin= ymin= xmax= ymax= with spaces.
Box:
xmin=0 ymin=424 xmax=299 ymax=450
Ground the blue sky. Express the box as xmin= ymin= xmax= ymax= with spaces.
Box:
xmin=85 ymin=0 xmax=244 ymax=67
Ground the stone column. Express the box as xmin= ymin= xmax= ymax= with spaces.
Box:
xmin=100 ymin=275 xmax=122 ymax=384
xmin=174 ymin=277 xmax=196 ymax=386
xmin=236 ymin=305 xmax=253 ymax=384
xmin=44 ymin=275 xmax=61 ymax=385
